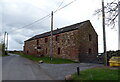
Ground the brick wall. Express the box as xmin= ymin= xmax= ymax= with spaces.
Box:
xmin=77 ymin=21 xmax=98 ymax=62
xmin=24 ymin=30 xmax=79 ymax=60
xmin=24 ymin=21 xmax=98 ymax=62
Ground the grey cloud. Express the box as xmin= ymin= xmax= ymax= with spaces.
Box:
xmin=2 ymin=1 xmax=49 ymax=30
xmin=0 ymin=0 xmax=77 ymax=50
xmin=10 ymin=34 xmax=26 ymax=44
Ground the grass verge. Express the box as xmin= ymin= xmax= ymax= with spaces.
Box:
xmin=71 ymin=68 xmax=119 ymax=80
xmin=11 ymin=52 xmax=78 ymax=64
xmin=0 ymin=54 xmax=9 ymax=57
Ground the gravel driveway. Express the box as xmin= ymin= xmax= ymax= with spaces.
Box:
xmin=39 ymin=63 xmax=103 ymax=80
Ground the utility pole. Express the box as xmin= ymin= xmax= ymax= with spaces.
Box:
xmin=2 ymin=32 xmax=6 ymax=55
xmin=4 ymin=32 xmax=6 ymax=46
xmin=6 ymin=32 xmax=8 ymax=54
xmin=50 ymin=11 xmax=53 ymax=60
xmin=118 ymin=0 xmax=120 ymax=50
xmin=102 ymin=0 xmax=107 ymax=66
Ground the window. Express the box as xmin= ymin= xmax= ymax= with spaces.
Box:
xmin=88 ymin=48 xmax=92 ymax=54
xmin=58 ymin=47 xmax=60 ymax=55
xmin=89 ymin=34 xmax=92 ymax=41
xmin=37 ymin=40 xmax=39 ymax=45
xmin=45 ymin=37 xmax=48 ymax=43
xmin=56 ymin=35 xmax=59 ymax=42
xmin=46 ymin=48 xmax=47 ymax=54
xmin=27 ymin=51 xmax=29 ymax=54
xmin=37 ymin=47 xmax=41 ymax=49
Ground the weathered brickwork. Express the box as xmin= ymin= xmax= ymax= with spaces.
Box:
xmin=24 ymin=20 xmax=98 ymax=62
xmin=77 ymin=22 xmax=98 ymax=62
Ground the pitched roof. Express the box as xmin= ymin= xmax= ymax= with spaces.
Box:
xmin=25 ymin=20 xmax=90 ymax=42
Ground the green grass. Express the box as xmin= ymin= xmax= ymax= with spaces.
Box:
xmin=0 ymin=43 xmax=2 ymax=50
xmin=72 ymin=68 xmax=119 ymax=80
xmin=11 ymin=52 xmax=78 ymax=64
xmin=0 ymin=54 xmax=9 ymax=57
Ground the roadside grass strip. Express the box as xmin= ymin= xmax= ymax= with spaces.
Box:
xmin=0 ymin=54 xmax=9 ymax=57
xmin=72 ymin=68 xmax=119 ymax=80
xmin=12 ymin=53 xmax=78 ymax=64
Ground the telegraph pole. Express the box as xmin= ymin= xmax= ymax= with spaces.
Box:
xmin=102 ymin=0 xmax=107 ymax=66
xmin=118 ymin=0 xmax=120 ymax=50
xmin=2 ymin=32 xmax=6 ymax=55
xmin=4 ymin=32 xmax=6 ymax=46
xmin=6 ymin=32 xmax=8 ymax=54
xmin=50 ymin=11 xmax=53 ymax=60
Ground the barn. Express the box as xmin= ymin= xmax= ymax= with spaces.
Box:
xmin=24 ymin=20 xmax=98 ymax=62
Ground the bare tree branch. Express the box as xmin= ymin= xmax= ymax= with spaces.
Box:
xmin=94 ymin=0 xmax=118 ymax=28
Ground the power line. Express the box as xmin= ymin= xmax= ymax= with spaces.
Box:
xmin=8 ymin=0 xmax=77 ymax=34
xmin=8 ymin=14 xmax=50 ymax=33
xmin=54 ymin=0 xmax=77 ymax=13
xmin=55 ymin=0 xmax=65 ymax=12
xmin=11 ymin=0 xmax=66 ymax=32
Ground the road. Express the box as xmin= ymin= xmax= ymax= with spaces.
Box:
xmin=0 ymin=52 xmax=1 ymax=55
xmin=0 ymin=51 xmax=2 ymax=81
xmin=0 ymin=56 xmax=2 ymax=82
xmin=39 ymin=63 xmax=103 ymax=80
xmin=2 ymin=54 xmax=52 ymax=80
xmin=2 ymin=54 xmax=103 ymax=80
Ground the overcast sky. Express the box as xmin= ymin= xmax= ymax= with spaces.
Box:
xmin=0 ymin=0 xmax=118 ymax=53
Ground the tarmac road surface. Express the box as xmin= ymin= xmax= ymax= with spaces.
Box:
xmin=2 ymin=53 xmax=103 ymax=80
xmin=2 ymin=54 xmax=52 ymax=80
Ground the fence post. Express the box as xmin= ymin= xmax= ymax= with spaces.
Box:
xmin=77 ymin=66 xmax=80 ymax=75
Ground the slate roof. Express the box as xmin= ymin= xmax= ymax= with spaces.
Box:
xmin=25 ymin=20 xmax=90 ymax=42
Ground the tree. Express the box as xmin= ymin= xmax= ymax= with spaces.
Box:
xmin=0 ymin=43 xmax=2 ymax=54
xmin=94 ymin=0 xmax=119 ymax=28
xmin=2 ymin=43 xmax=5 ymax=55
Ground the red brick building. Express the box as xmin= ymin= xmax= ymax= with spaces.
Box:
xmin=24 ymin=20 xmax=98 ymax=62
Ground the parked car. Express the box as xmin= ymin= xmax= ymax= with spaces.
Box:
xmin=109 ymin=56 xmax=120 ymax=67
